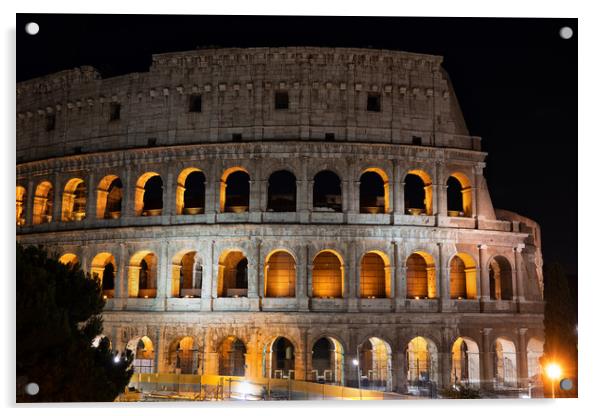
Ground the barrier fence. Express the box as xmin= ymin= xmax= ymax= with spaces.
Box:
xmin=127 ymin=373 xmax=386 ymax=400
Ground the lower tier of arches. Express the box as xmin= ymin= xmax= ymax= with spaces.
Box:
xmin=99 ymin=312 xmax=544 ymax=393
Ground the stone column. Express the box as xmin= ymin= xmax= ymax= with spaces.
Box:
xmin=351 ymin=180 xmax=361 ymax=213
xmin=248 ymin=178 xmax=262 ymax=222
xmin=25 ymin=179 xmax=34 ymax=226
xmin=171 ymin=264 xmax=182 ymax=298
xmin=163 ymin=169 xmax=175 ymax=216
xmin=307 ymin=179 xmax=314 ymax=215
xmin=392 ymin=164 xmax=404 ymax=216
xmin=297 ymin=247 xmax=309 ymax=310
xmin=478 ymin=244 xmax=490 ymax=305
xmin=435 ymin=162 xmax=446 ymax=217
xmin=247 ymin=239 xmax=260 ymax=310
xmin=439 ymin=329 xmax=453 ymax=388
xmin=347 ymin=243 xmax=358 ymax=311
xmin=121 ymin=166 xmax=134 ymax=218
xmin=259 ymin=179 xmax=268 ymax=212
xmin=86 ymin=172 xmax=96 ymax=222
xmin=156 ymin=243 xmax=169 ymax=304
xmin=395 ymin=241 xmax=407 ymax=312
xmin=345 ymin=331 xmax=359 ymax=388
xmin=52 ymin=173 xmax=62 ymax=222
xmin=517 ymin=328 xmax=529 ymax=387
xmin=513 ymin=246 xmax=525 ymax=303
xmin=341 ymin=179 xmax=350 ymax=215
xmin=480 ymin=328 xmax=493 ymax=390
xmin=153 ymin=327 xmax=162 ymax=373
xmin=392 ymin=349 xmax=408 ymax=393
xmin=115 ymin=243 xmax=127 ymax=301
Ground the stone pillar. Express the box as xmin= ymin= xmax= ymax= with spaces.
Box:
xmin=297 ymin=247 xmax=309 ymax=310
xmin=395 ymin=241 xmax=407 ymax=312
xmin=115 ymin=243 xmax=127 ymax=301
xmin=249 ymin=178 xmax=262 ymax=222
xmin=478 ymin=244 xmax=490 ymax=304
xmin=247 ymin=239 xmax=260 ymax=310
xmin=307 ymin=180 xmax=314 ymax=214
xmin=25 ymin=179 xmax=34 ymax=226
xmin=341 ymin=179 xmax=349 ymax=214
xmin=351 ymin=180 xmax=361 ymax=213
xmin=52 ymin=173 xmax=62 ymax=222
xmin=517 ymin=328 xmax=529 ymax=387
xmin=393 ymin=164 xmax=404 ymax=216
xmin=122 ymin=166 xmax=134 ymax=218
xmin=439 ymin=329 xmax=453 ymax=388
xmin=347 ymin=243 xmax=358 ymax=312
xmin=259 ymin=179 xmax=268 ymax=212
xmin=203 ymin=171 xmax=217 ymax=221
xmin=345 ymin=331 xmax=359 ymax=388
xmin=513 ymin=246 xmax=525 ymax=303
xmin=392 ymin=349 xmax=408 ymax=393
xmin=153 ymin=327 xmax=162 ymax=373
xmin=171 ymin=264 xmax=182 ymax=298
xmin=480 ymin=328 xmax=493 ymax=390
xmin=435 ymin=162 xmax=446 ymax=216
xmin=437 ymin=243 xmax=450 ymax=304
xmin=86 ymin=172 xmax=96 ymax=222
xmin=163 ymin=169 xmax=175 ymax=216
xmin=307 ymin=263 xmax=314 ymax=301
xmin=156 ymin=243 xmax=169 ymax=304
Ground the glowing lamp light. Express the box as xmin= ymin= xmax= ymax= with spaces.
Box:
xmin=352 ymin=359 xmax=359 ymax=366
xmin=114 ymin=356 xmax=120 ymax=363
xmin=144 ymin=295 xmax=149 ymax=299
xmin=414 ymin=296 xmax=420 ymax=300
xmin=546 ymin=363 xmax=562 ymax=380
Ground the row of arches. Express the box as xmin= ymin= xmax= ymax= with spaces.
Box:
xmin=59 ymin=249 xmax=514 ymax=301
xmin=17 ymin=168 xmax=473 ymax=225
xmin=113 ymin=334 xmax=544 ymax=391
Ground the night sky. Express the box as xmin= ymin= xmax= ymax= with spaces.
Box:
xmin=16 ymin=15 xmax=577 ymax=284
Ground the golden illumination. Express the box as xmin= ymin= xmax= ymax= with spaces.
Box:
xmin=312 ymin=250 xmax=344 ymax=298
xmin=406 ymin=169 xmax=433 ymax=215
xmin=61 ymin=178 xmax=87 ymax=222
xmin=32 ymin=180 xmax=54 ymax=225
xmin=134 ymin=172 xmax=161 ymax=216
xmin=546 ymin=363 xmax=561 ymax=380
xmin=406 ymin=251 xmax=436 ymax=299
xmin=448 ymin=172 xmax=473 ymax=217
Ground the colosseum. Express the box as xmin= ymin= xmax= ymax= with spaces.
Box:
xmin=16 ymin=46 xmax=545 ymax=397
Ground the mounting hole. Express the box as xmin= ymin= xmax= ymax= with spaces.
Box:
xmin=560 ymin=378 xmax=573 ymax=391
xmin=25 ymin=382 xmax=39 ymax=395
xmin=559 ymin=26 xmax=573 ymax=40
xmin=25 ymin=22 xmax=40 ymax=36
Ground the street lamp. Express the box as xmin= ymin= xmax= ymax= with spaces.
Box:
xmin=546 ymin=363 xmax=562 ymax=399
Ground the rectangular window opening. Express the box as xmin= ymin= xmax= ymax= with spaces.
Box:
xmin=232 ymin=133 xmax=242 ymax=142
xmin=45 ymin=114 xmax=56 ymax=131
xmin=367 ymin=93 xmax=381 ymax=112
xmin=325 ymin=133 xmax=335 ymax=141
xmin=275 ymin=91 xmax=289 ymax=110
xmin=109 ymin=102 xmax=121 ymax=121
xmin=189 ymin=94 xmax=202 ymax=112
xmin=147 ymin=138 xmax=157 ymax=147
xmin=412 ymin=136 xmax=422 ymax=146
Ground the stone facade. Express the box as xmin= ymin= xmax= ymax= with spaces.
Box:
xmin=16 ymin=47 xmax=544 ymax=394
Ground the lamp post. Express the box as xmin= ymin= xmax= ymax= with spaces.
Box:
xmin=546 ymin=363 xmax=562 ymax=399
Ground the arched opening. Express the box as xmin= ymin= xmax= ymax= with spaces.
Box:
xmin=33 ymin=180 xmax=53 ymax=224
xmin=58 ymin=253 xmax=79 ymax=268
xmin=489 ymin=256 xmax=513 ymax=301
xmin=360 ymin=251 xmax=391 ymax=298
xmin=447 ymin=173 xmax=472 ymax=217
xmin=267 ymin=170 xmax=296 ymax=212
xmin=126 ymin=336 xmax=154 ymax=373
xmin=135 ymin=172 xmax=163 ymax=216
xmin=264 ymin=337 xmax=296 ymax=379
xmin=91 ymin=252 xmax=116 ymax=298
xmin=264 ymin=250 xmax=296 ymax=298
xmin=218 ymin=250 xmax=248 ymax=297
xmin=313 ymin=170 xmax=342 ymax=212
xmin=406 ymin=336 xmax=439 ymax=387
xmin=404 ymin=170 xmax=433 ymax=215
xmin=128 ymin=251 xmax=158 ymax=298
xmin=451 ymin=337 xmax=480 ymax=386
xmin=359 ymin=337 xmax=392 ymax=391
xmin=450 ymin=253 xmax=478 ymax=300
xmin=311 ymin=337 xmax=344 ymax=384
xmin=61 ymin=178 xmax=87 ymax=222
xmin=221 ymin=168 xmax=250 ymax=213
xmin=527 ymin=338 xmax=544 ymax=380
xmin=359 ymin=169 xmax=388 ymax=213
xmin=168 ymin=336 xmax=198 ymax=374
xmin=312 ymin=250 xmax=344 ymax=298
xmin=176 ymin=168 xmax=205 ymax=215
xmin=96 ymin=175 xmax=123 ymax=219
xmin=493 ymin=337 xmax=517 ymax=388
xmin=16 ymin=185 xmax=26 ymax=226
xmin=406 ymin=252 xmax=437 ymax=299
xmin=218 ymin=336 xmax=247 ymax=376
xmin=171 ymin=251 xmax=202 ymax=298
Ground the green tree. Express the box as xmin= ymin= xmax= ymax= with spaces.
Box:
xmin=16 ymin=243 xmax=133 ymax=402
xmin=542 ymin=262 xmax=578 ymax=398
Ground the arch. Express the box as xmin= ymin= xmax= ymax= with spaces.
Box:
xmin=16 ymin=185 xmax=26 ymax=226
xmin=58 ymin=253 xmax=79 ymax=268
xmin=91 ymin=252 xmax=116 ymax=298
xmin=449 ymin=253 xmax=478 ymax=299
xmin=311 ymin=336 xmax=345 ymax=384
xmin=489 ymin=255 xmax=513 ymax=300
xmin=135 ymin=172 xmax=163 ymax=216
xmin=312 ymin=250 xmax=344 ymax=298
xmin=451 ymin=337 xmax=480 ymax=386
xmin=126 ymin=335 xmax=155 ymax=373
xmin=313 ymin=170 xmax=342 ymax=212
xmin=406 ymin=251 xmax=437 ymax=299
xmin=264 ymin=250 xmax=296 ymax=297
xmin=128 ymin=251 xmax=158 ymax=298
xmin=493 ymin=337 xmax=517 ymax=387
xmin=406 ymin=336 xmax=439 ymax=386
xmin=360 ymin=251 xmax=391 ymax=298
xmin=32 ymin=180 xmax=54 ymax=225
xmin=447 ymin=172 xmax=473 ymax=217
xmin=359 ymin=168 xmax=389 ymax=213
xmin=267 ymin=170 xmax=296 ymax=212
xmin=526 ymin=337 xmax=544 ymax=379
xmin=218 ymin=336 xmax=247 ymax=376
xmin=171 ymin=250 xmax=202 ymax=298
xmin=167 ymin=336 xmax=199 ymax=374
xmin=220 ymin=167 xmax=250 ymax=213
xmin=218 ymin=250 xmax=248 ymax=297
xmin=264 ymin=336 xmax=296 ymax=379
xmin=359 ymin=337 xmax=393 ymax=391
xmin=96 ymin=175 xmax=123 ymax=219
xmin=61 ymin=178 xmax=87 ymax=222
xmin=176 ymin=168 xmax=206 ymax=215
xmin=404 ymin=169 xmax=433 ymax=215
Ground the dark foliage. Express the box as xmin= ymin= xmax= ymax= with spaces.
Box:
xmin=542 ymin=262 xmax=578 ymax=397
xmin=16 ymin=243 xmax=133 ymax=402
xmin=440 ymin=385 xmax=482 ymax=399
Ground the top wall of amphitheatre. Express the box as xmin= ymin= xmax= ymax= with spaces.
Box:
xmin=16 ymin=47 xmax=481 ymax=163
